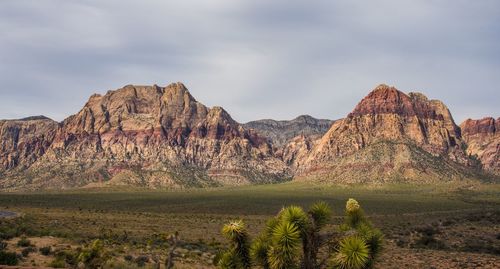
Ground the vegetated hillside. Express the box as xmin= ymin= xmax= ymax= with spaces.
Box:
xmin=0 ymin=83 xmax=497 ymax=190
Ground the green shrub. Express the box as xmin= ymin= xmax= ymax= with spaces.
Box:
xmin=134 ymin=255 xmax=149 ymax=267
xmin=21 ymin=246 xmax=37 ymax=257
xmin=78 ymin=239 xmax=110 ymax=269
xmin=39 ymin=246 xmax=52 ymax=256
xmin=0 ymin=241 xmax=7 ymax=251
xmin=48 ymin=258 xmax=66 ymax=268
xmin=17 ymin=237 xmax=31 ymax=247
xmin=55 ymin=250 xmax=78 ymax=267
xmin=0 ymin=250 xmax=18 ymax=265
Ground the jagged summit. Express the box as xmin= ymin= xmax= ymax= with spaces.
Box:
xmin=0 ymin=82 xmax=497 ymax=190
xmin=296 ymin=84 xmax=477 ymax=182
xmin=0 ymin=83 xmax=289 ymax=190
xmin=460 ymin=117 xmax=499 ymax=175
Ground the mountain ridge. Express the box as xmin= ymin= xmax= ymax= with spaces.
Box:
xmin=0 ymin=82 xmax=497 ymax=190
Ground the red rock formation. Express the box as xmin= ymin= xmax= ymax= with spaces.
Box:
xmin=296 ymin=84 xmax=476 ymax=182
xmin=0 ymin=116 xmax=58 ymax=172
xmin=1 ymin=83 xmax=289 ymax=189
xmin=460 ymin=117 xmax=499 ymax=175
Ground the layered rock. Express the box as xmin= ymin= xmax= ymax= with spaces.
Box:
xmin=460 ymin=117 xmax=499 ymax=175
xmin=296 ymin=84 xmax=478 ymax=182
xmin=244 ymin=115 xmax=333 ymax=148
xmin=0 ymin=116 xmax=58 ymax=173
xmin=1 ymin=83 xmax=290 ymax=189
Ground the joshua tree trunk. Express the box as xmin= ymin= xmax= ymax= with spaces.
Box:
xmin=302 ymin=229 xmax=318 ymax=269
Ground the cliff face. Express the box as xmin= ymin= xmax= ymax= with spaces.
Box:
xmin=296 ymin=84 xmax=476 ymax=182
xmin=0 ymin=82 xmax=495 ymax=189
xmin=460 ymin=117 xmax=499 ymax=175
xmin=0 ymin=83 xmax=290 ymax=190
xmin=0 ymin=116 xmax=58 ymax=173
xmin=244 ymin=115 xmax=333 ymax=148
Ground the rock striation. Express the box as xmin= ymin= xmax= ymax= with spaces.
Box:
xmin=244 ymin=115 xmax=333 ymax=148
xmin=0 ymin=116 xmax=58 ymax=172
xmin=295 ymin=84 xmax=479 ymax=182
xmin=460 ymin=117 xmax=499 ymax=175
xmin=0 ymin=82 xmax=496 ymax=189
xmin=0 ymin=83 xmax=290 ymax=190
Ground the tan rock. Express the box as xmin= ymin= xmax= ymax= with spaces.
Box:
xmin=460 ymin=117 xmax=499 ymax=175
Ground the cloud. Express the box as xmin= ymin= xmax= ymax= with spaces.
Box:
xmin=0 ymin=0 xmax=498 ymax=123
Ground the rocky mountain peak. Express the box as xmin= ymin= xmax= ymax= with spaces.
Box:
xmin=460 ymin=117 xmax=499 ymax=175
xmin=461 ymin=117 xmax=498 ymax=136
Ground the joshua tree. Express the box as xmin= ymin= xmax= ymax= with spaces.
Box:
xmin=219 ymin=219 xmax=252 ymax=269
xmin=330 ymin=199 xmax=384 ymax=269
xmin=218 ymin=199 xmax=383 ymax=269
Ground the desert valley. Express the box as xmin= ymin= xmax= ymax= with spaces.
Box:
xmin=1 ymin=1 xmax=499 ymax=268
xmin=0 ymin=83 xmax=498 ymax=268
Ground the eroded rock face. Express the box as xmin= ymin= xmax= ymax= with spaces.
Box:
xmin=0 ymin=116 xmax=58 ymax=173
xmin=244 ymin=115 xmax=333 ymax=148
xmin=1 ymin=83 xmax=290 ymax=189
xmin=296 ymin=84 xmax=476 ymax=182
xmin=460 ymin=117 xmax=499 ymax=175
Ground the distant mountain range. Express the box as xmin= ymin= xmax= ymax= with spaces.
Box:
xmin=0 ymin=83 xmax=497 ymax=190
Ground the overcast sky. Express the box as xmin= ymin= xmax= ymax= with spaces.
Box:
xmin=0 ymin=0 xmax=498 ymax=124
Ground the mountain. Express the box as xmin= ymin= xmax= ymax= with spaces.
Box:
xmin=0 ymin=116 xmax=58 ymax=172
xmin=243 ymin=115 xmax=333 ymax=148
xmin=295 ymin=84 xmax=481 ymax=183
xmin=460 ymin=117 xmax=499 ymax=175
xmin=0 ymin=82 xmax=497 ymax=190
xmin=0 ymin=83 xmax=290 ymax=190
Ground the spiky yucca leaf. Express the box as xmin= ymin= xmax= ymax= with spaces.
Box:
xmin=332 ymin=236 xmax=369 ymax=269
xmin=251 ymin=235 xmax=270 ymax=269
xmin=221 ymin=220 xmax=251 ymax=269
xmin=265 ymin=217 xmax=280 ymax=237
xmin=268 ymin=222 xmax=301 ymax=269
xmin=356 ymin=223 xmax=383 ymax=257
xmin=280 ymin=205 xmax=309 ymax=232
xmin=222 ymin=220 xmax=246 ymax=241
xmin=218 ymin=249 xmax=238 ymax=269
xmin=309 ymin=201 xmax=332 ymax=229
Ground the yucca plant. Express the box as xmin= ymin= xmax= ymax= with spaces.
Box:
xmin=331 ymin=236 xmax=369 ymax=269
xmin=219 ymin=220 xmax=251 ymax=269
xmin=219 ymin=199 xmax=382 ymax=269
xmin=267 ymin=222 xmax=301 ymax=269
xmin=330 ymin=198 xmax=383 ymax=269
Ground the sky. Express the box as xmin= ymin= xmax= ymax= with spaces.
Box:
xmin=0 ymin=0 xmax=499 ymax=124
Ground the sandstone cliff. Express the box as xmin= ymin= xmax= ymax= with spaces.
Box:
xmin=0 ymin=116 xmax=58 ymax=173
xmin=296 ymin=84 xmax=479 ymax=182
xmin=0 ymin=83 xmax=495 ymax=189
xmin=0 ymin=83 xmax=290 ymax=190
xmin=460 ymin=117 xmax=499 ymax=175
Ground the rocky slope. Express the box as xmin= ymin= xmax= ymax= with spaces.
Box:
xmin=0 ymin=83 xmax=290 ymax=190
xmin=0 ymin=83 xmax=496 ymax=189
xmin=295 ymin=84 xmax=480 ymax=182
xmin=0 ymin=116 xmax=58 ymax=173
xmin=244 ymin=115 xmax=333 ymax=148
xmin=460 ymin=117 xmax=499 ymax=175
